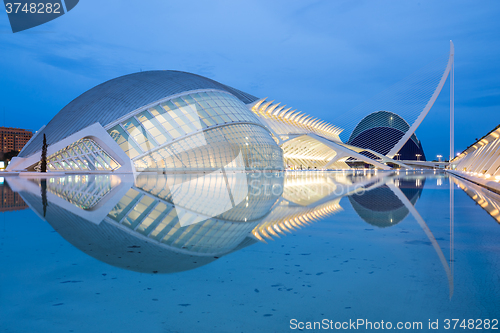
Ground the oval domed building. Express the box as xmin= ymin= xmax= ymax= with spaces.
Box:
xmin=348 ymin=111 xmax=426 ymax=161
xmin=9 ymin=71 xmax=284 ymax=173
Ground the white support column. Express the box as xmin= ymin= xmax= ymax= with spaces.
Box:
xmin=306 ymin=133 xmax=391 ymax=170
xmin=387 ymin=41 xmax=455 ymax=159
xmin=450 ymin=42 xmax=455 ymax=167
xmin=324 ymin=152 xmax=347 ymax=169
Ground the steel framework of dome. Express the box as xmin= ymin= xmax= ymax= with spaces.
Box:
xmin=348 ymin=111 xmax=426 ymax=161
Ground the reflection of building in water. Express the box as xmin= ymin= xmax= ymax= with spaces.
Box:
xmin=11 ymin=171 xmax=363 ymax=273
xmin=0 ymin=181 xmax=27 ymax=212
xmin=10 ymin=171 xmax=458 ymax=299
xmin=107 ymin=173 xmax=283 ymax=256
xmin=252 ymin=172 xmax=347 ymax=241
xmin=250 ymin=171 xmax=397 ymax=240
xmin=253 ymin=200 xmax=342 ymax=242
xmin=453 ymin=176 xmax=500 ymax=224
xmin=11 ymin=171 xmax=455 ymax=276
xmin=348 ymin=177 xmax=425 ymax=228
xmin=33 ymin=175 xmax=118 ymax=210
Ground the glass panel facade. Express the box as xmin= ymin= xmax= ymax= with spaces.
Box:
xmin=104 ymin=172 xmax=284 ymax=254
xmin=35 ymin=175 xmax=115 ymax=210
xmin=108 ymin=125 xmax=142 ymax=159
xmin=134 ymin=123 xmax=283 ymax=171
xmin=45 ymin=139 xmax=121 ymax=172
xmin=103 ymin=89 xmax=283 ymax=171
xmin=108 ymin=189 xmax=141 ymax=222
xmin=121 ymin=195 xmax=156 ymax=228
xmin=108 ymin=90 xmax=267 ymax=154
xmin=136 ymin=111 xmax=171 ymax=145
xmin=122 ymin=118 xmax=157 ymax=152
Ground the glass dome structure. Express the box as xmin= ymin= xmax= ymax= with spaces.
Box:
xmin=348 ymin=111 xmax=426 ymax=161
xmin=10 ymin=71 xmax=284 ymax=172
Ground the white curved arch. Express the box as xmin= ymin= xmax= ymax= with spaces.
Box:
xmin=387 ymin=41 xmax=454 ymax=158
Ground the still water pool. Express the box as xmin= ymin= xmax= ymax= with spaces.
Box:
xmin=1 ymin=170 xmax=499 ymax=332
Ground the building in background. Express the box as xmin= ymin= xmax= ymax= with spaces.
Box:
xmin=247 ymin=98 xmax=395 ymax=170
xmin=451 ymin=124 xmax=500 ymax=178
xmin=0 ymin=127 xmax=33 ymax=166
xmin=7 ymin=44 xmax=453 ymax=174
xmin=0 ymin=127 xmax=33 ymax=168
xmin=347 ymin=111 xmax=426 ymax=162
xmin=0 ymin=127 xmax=33 ymax=153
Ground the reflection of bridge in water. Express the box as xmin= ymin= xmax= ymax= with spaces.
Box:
xmin=8 ymin=171 xmax=457 ymax=295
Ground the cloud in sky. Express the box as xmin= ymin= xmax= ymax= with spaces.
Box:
xmin=1 ymin=0 xmax=500 ymax=159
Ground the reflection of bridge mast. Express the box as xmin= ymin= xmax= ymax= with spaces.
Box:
xmin=450 ymin=175 xmax=455 ymax=298
xmin=387 ymin=180 xmax=454 ymax=299
xmin=344 ymin=173 xmax=454 ymax=298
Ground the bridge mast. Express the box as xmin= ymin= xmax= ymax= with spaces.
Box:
xmin=450 ymin=40 xmax=455 ymax=165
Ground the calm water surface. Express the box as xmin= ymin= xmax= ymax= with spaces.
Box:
xmin=1 ymin=170 xmax=499 ymax=332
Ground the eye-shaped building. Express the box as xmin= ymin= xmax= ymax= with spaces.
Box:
xmin=9 ymin=71 xmax=284 ymax=173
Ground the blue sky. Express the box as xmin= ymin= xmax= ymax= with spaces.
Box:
xmin=1 ymin=0 xmax=499 ymax=160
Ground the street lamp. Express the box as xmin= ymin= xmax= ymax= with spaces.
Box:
xmin=416 ymin=154 xmax=421 ymax=161
xmin=437 ymin=155 xmax=442 ymax=162
xmin=394 ymin=153 xmax=400 ymax=161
